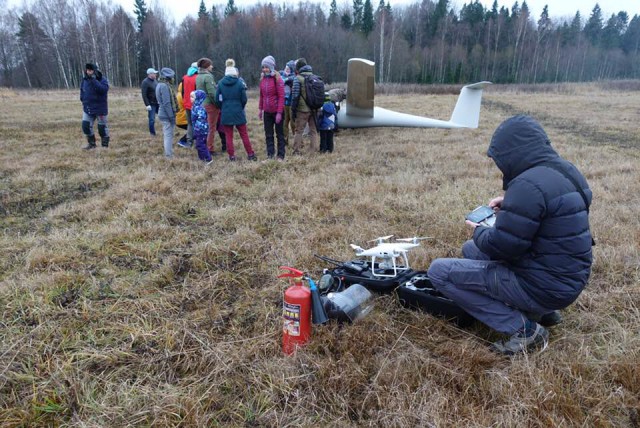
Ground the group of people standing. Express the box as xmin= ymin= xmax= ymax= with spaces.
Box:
xmin=138 ymin=55 xmax=338 ymax=162
xmin=80 ymin=56 xmax=338 ymax=161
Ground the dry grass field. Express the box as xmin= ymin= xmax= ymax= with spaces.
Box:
xmin=0 ymin=82 xmax=639 ymax=426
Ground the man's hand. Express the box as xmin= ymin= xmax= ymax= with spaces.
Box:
xmin=146 ymin=105 xmax=152 ymax=111
xmin=275 ymin=112 xmax=282 ymax=124
xmin=489 ymin=196 xmax=504 ymax=212
xmin=465 ymin=220 xmax=480 ymax=229
xmin=258 ymin=110 xmax=263 ymax=120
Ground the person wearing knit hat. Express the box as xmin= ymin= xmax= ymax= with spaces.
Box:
xmin=224 ymin=58 xmax=239 ymax=77
xmin=178 ymin=61 xmax=200 ymax=149
xmin=290 ymin=58 xmax=318 ymax=154
xmin=141 ymin=67 xmax=159 ymax=136
xmin=80 ymin=62 xmax=110 ymax=149
xmin=259 ymin=55 xmax=286 ymax=160
xmin=281 ymin=60 xmax=297 ymax=146
xmin=215 ymin=59 xmax=257 ymax=161
xmin=261 ymin=56 xmax=276 ymax=74
xmin=195 ymin=57 xmax=221 ymax=153
xmin=156 ymin=67 xmax=178 ymax=158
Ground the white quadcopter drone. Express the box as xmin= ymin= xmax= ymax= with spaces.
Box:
xmin=350 ymin=235 xmax=431 ymax=278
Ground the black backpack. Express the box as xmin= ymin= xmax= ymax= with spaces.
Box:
xmin=302 ymin=74 xmax=325 ymax=110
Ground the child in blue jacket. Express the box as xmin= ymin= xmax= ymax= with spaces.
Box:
xmin=317 ymin=98 xmax=337 ymax=153
xmin=191 ymin=89 xmax=213 ymax=164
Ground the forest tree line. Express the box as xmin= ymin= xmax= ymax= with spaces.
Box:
xmin=1 ymin=0 xmax=639 ymax=89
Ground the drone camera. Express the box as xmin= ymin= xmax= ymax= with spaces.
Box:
xmin=342 ymin=262 xmax=365 ymax=274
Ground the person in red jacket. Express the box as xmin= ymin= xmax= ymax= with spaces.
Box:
xmin=178 ymin=62 xmax=198 ymax=148
xmin=258 ymin=55 xmax=286 ymax=160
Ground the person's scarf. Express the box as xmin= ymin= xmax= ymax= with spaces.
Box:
xmin=159 ymin=76 xmax=178 ymax=114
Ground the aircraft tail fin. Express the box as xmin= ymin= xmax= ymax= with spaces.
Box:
xmin=449 ymin=81 xmax=492 ymax=128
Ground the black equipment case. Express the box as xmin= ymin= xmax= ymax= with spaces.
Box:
xmin=316 ymin=256 xmax=474 ymax=326
xmin=321 ymin=258 xmax=415 ymax=293
xmin=396 ymin=271 xmax=474 ymax=326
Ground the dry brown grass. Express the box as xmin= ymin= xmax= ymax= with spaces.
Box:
xmin=1 ymin=82 xmax=639 ymax=426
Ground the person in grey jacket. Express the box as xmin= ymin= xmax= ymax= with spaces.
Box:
xmin=141 ymin=67 xmax=159 ymax=136
xmin=428 ymin=115 xmax=593 ymax=355
xmin=155 ymin=67 xmax=178 ymax=158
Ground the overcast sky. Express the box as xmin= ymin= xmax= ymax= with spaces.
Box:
xmin=136 ymin=0 xmax=638 ymax=24
xmin=6 ymin=0 xmax=639 ymax=25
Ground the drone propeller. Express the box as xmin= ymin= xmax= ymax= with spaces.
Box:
xmin=350 ymin=244 xmax=364 ymax=252
xmin=397 ymin=236 xmax=433 ymax=244
xmin=368 ymin=235 xmax=393 ymax=243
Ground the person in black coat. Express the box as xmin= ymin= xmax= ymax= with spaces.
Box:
xmin=80 ymin=63 xmax=110 ymax=149
xmin=141 ymin=67 xmax=159 ymax=136
xmin=428 ymin=115 xmax=593 ymax=355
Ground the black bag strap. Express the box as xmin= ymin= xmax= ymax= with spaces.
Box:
xmin=540 ymin=161 xmax=595 ymax=245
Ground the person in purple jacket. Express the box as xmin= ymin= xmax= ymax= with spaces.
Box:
xmin=80 ymin=63 xmax=110 ymax=149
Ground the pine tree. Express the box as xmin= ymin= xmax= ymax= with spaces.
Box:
xmin=133 ymin=0 xmax=148 ymax=32
xmin=224 ymin=0 xmax=238 ymax=18
xmin=329 ymin=0 xmax=338 ymax=27
xmin=198 ymin=0 xmax=209 ymax=19
xmin=584 ymin=4 xmax=603 ymax=46
xmin=352 ymin=0 xmax=363 ymax=31
xmin=362 ymin=0 xmax=374 ymax=36
xmin=341 ymin=13 xmax=352 ymax=31
xmin=210 ymin=5 xmax=220 ymax=34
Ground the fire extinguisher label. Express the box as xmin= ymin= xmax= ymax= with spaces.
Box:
xmin=283 ymin=302 xmax=301 ymax=337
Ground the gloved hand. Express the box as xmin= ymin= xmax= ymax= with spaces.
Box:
xmin=258 ymin=110 xmax=263 ymax=120
xmin=275 ymin=112 xmax=282 ymax=124
xmin=146 ymin=105 xmax=152 ymax=111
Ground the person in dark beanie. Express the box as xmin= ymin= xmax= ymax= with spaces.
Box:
xmin=141 ymin=67 xmax=159 ymax=136
xmin=80 ymin=62 xmax=110 ymax=149
xmin=427 ymin=115 xmax=593 ymax=355
xmin=155 ymin=67 xmax=178 ymax=158
xmin=259 ymin=55 xmax=285 ymax=160
xmin=290 ymin=57 xmax=318 ymax=155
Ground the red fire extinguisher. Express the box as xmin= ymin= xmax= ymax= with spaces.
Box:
xmin=279 ymin=266 xmax=311 ymax=355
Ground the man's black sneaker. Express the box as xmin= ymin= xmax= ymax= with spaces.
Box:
xmin=83 ymin=144 xmax=96 ymax=150
xmin=539 ymin=311 xmax=563 ymax=327
xmin=491 ymin=322 xmax=549 ymax=355
xmin=248 ymin=154 xmax=258 ymax=161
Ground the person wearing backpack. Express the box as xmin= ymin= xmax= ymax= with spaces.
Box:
xmin=318 ymin=96 xmax=337 ymax=153
xmin=258 ymin=55 xmax=286 ymax=160
xmin=281 ymin=60 xmax=297 ymax=146
xmin=291 ymin=58 xmax=322 ymax=155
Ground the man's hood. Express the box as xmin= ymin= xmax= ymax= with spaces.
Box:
xmin=192 ymin=89 xmax=207 ymax=106
xmin=84 ymin=63 xmax=102 ymax=80
xmin=298 ymin=64 xmax=313 ymax=74
xmin=487 ymin=115 xmax=559 ymax=190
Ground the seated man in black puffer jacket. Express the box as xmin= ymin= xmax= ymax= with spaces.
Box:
xmin=428 ymin=115 xmax=593 ymax=355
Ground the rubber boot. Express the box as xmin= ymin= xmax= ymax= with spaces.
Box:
xmin=83 ymin=135 xmax=97 ymax=150
xmin=101 ymin=136 xmax=110 ymax=148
